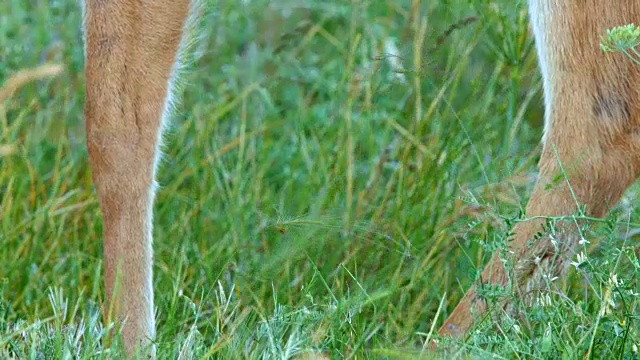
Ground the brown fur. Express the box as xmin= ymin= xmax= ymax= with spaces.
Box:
xmin=81 ymin=0 xmax=640 ymax=357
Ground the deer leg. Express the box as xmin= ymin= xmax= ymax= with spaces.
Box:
xmin=439 ymin=0 xmax=640 ymax=339
xmin=83 ymin=0 xmax=191 ymax=356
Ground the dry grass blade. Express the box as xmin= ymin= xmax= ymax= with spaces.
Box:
xmin=0 ymin=144 xmax=16 ymax=156
xmin=0 ymin=63 xmax=63 ymax=155
xmin=0 ymin=63 xmax=64 ymax=104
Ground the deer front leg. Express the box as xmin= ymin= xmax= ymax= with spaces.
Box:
xmin=439 ymin=0 xmax=640 ymax=339
xmin=83 ymin=0 xmax=191 ymax=356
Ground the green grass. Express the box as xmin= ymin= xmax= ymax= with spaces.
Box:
xmin=1 ymin=0 xmax=639 ymax=358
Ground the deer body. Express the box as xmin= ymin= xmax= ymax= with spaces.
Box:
xmin=439 ymin=0 xmax=640 ymax=337
xmin=80 ymin=0 xmax=640 ymax=357
xmin=83 ymin=0 xmax=192 ymax=356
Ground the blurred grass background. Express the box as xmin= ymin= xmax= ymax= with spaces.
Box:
xmin=1 ymin=0 xmax=639 ymax=358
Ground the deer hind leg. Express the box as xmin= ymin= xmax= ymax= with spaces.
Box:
xmin=438 ymin=0 xmax=640 ymax=338
xmin=83 ymin=0 xmax=191 ymax=356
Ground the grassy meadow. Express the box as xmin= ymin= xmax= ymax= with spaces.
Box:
xmin=2 ymin=0 xmax=640 ymax=358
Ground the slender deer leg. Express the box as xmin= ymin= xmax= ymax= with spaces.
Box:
xmin=83 ymin=0 xmax=191 ymax=356
xmin=439 ymin=0 xmax=640 ymax=338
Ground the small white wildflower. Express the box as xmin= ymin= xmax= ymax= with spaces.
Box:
xmin=571 ymin=252 xmax=587 ymax=269
xmin=549 ymin=233 xmax=558 ymax=248
xmin=609 ymin=273 xmax=622 ymax=287
xmin=579 ymin=237 xmax=590 ymax=245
